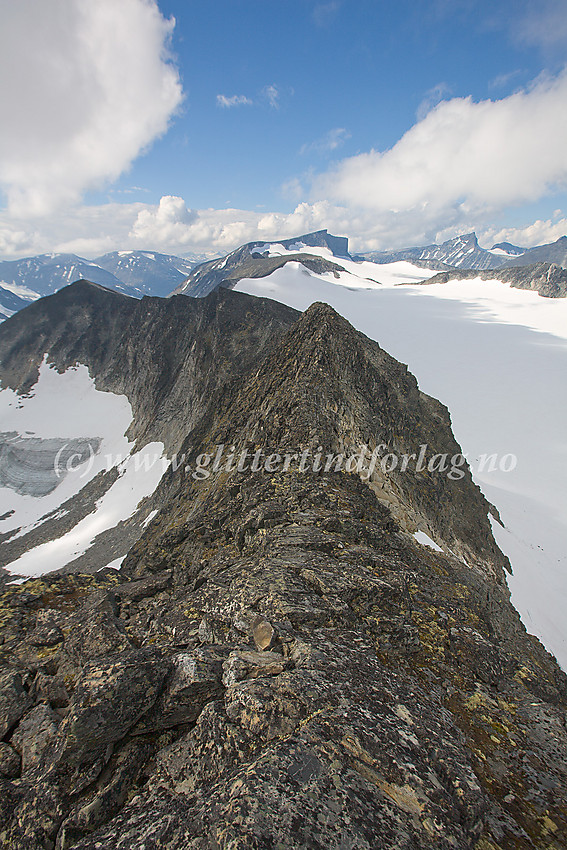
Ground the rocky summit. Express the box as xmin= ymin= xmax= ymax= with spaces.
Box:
xmin=0 ymin=285 xmax=566 ymax=849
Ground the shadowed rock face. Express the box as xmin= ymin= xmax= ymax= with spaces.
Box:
xmin=0 ymin=283 xmax=301 ymax=572
xmin=0 ymin=281 xmax=301 ymax=454
xmin=0 ymin=286 xmax=566 ymax=848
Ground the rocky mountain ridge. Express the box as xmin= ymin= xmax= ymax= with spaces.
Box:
xmin=356 ymin=233 xmax=512 ymax=271
xmin=357 ymin=232 xmax=567 ymax=272
xmin=0 ymin=284 xmax=566 ymax=847
xmin=418 ymin=262 xmax=567 ymax=298
xmin=0 ymin=283 xmax=299 ymax=576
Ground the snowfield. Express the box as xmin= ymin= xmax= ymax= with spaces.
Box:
xmin=0 ymin=359 xmax=168 ymax=577
xmin=235 ymin=258 xmax=567 ymax=671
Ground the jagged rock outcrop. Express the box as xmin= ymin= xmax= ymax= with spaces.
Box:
xmin=0 ymin=293 xmax=566 ymax=848
xmin=417 ymin=263 xmax=567 ymax=298
xmin=0 ymin=281 xmax=299 ymax=453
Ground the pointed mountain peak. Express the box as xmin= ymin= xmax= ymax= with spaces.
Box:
xmin=452 ymin=231 xmax=478 ymax=245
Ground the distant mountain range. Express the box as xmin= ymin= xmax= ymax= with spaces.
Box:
xmin=2 ymin=230 xmax=566 ymax=321
xmin=0 ymin=250 xmax=204 ymax=319
xmin=173 ymin=229 xmax=567 ymax=300
xmin=356 ymin=232 xmax=567 ymax=272
xmin=95 ymin=250 xmax=200 ymax=295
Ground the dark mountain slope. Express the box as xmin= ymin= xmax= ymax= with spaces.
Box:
xmin=0 ymin=283 xmax=300 ymax=572
xmin=0 ymin=281 xmax=300 ymax=453
xmin=152 ymin=301 xmax=509 ymax=578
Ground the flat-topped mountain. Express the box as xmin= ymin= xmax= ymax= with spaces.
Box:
xmin=172 ymin=229 xmax=350 ymax=298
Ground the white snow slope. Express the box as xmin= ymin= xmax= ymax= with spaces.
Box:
xmin=0 ymin=358 xmax=168 ymax=577
xmin=235 ymin=249 xmax=567 ymax=671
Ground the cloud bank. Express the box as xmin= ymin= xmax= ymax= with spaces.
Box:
xmin=0 ymin=0 xmax=182 ymax=216
xmin=1 ymin=192 xmax=566 ymax=261
xmin=312 ymin=71 xmax=567 ymax=221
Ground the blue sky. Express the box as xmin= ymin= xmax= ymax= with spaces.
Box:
xmin=1 ymin=0 xmax=567 ymax=257
xmin=103 ymin=0 xmax=559 ymax=209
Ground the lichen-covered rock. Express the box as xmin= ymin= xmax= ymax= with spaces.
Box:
xmin=50 ymin=648 xmax=167 ymax=782
xmin=31 ymin=670 xmax=69 ymax=709
xmin=0 ymin=741 xmax=20 ymax=778
xmin=222 ymin=649 xmax=289 ymax=687
xmin=62 ymin=590 xmax=132 ymax=663
xmin=134 ymin=649 xmax=224 ymax=734
xmin=11 ymin=703 xmax=59 ymax=773
xmin=28 ymin=610 xmax=64 ymax=647
xmin=0 ymin=669 xmax=32 ymax=738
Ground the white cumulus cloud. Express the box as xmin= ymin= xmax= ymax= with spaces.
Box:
xmin=1 ymin=191 xmax=566 ymax=260
xmin=130 ymin=196 xmax=198 ymax=246
xmin=313 ymin=71 xmax=567 ymax=221
xmin=484 ymin=216 xmax=567 ymax=249
xmin=0 ymin=0 xmax=183 ymax=216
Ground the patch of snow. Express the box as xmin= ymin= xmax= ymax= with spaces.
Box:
xmin=489 ymin=247 xmax=514 ymax=256
xmin=415 ymin=277 xmax=567 ymax=338
xmin=0 ymin=281 xmax=40 ymax=300
xmin=100 ymin=555 xmax=125 ymax=570
xmin=414 ymin=531 xmax=443 ymax=552
xmin=141 ymin=509 xmax=158 ymax=528
xmin=0 ymin=358 xmax=169 ymax=577
xmin=4 ymin=441 xmax=168 ymax=577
